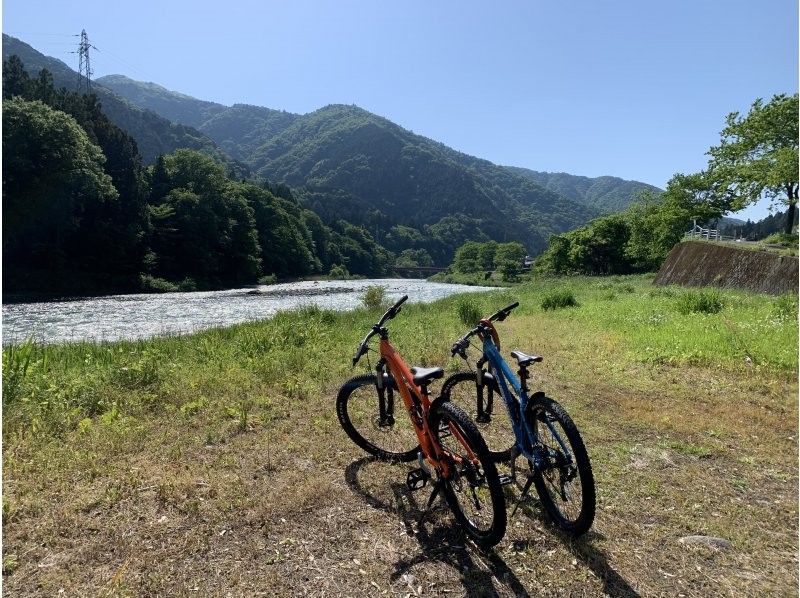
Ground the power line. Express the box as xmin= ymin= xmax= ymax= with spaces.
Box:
xmin=4 ymin=32 xmax=77 ymax=37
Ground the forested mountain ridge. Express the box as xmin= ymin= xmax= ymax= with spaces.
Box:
xmin=504 ymin=167 xmax=663 ymax=213
xmin=96 ymin=73 xmax=661 ymax=254
xmin=2 ymin=35 xmax=240 ymax=169
xmin=247 ymin=103 xmax=597 ymax=254
xmin=5 ymin=35 xmax=661 ymax=269
xmin=95 ymin=74 xmax=300 ymax=162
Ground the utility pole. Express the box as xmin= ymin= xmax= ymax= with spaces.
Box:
xmin=75 ymin=29 xmax=95 ymax=93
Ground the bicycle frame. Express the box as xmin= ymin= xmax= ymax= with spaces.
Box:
xmin=378 ymin=337 xmax=475 ymax=477
xmin=479 ymin=335 xmax=574 ymax=470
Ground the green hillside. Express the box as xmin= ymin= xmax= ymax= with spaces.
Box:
xmin=96 ymin=74 xmax=299 ymax=162
xmin=505 ymin=166 xmax=662 ymax=212
xmin=95 ymin=76 xmax=604 ymax=254
xmin=8 ymin=36 xmax=669 ymax=262
xmin=248 ymin=104 xmax=593 ymax=253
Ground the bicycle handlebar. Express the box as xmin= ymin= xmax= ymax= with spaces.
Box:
xmin=352 ymin=295 xmax=409 ymax=365
xmin=378 ymin=295 xmax=408 ymax=327
xmin=488 ymin=302 xmax=519 ymax=322
xmin=450 ymin=301 xmax=519 ymax=357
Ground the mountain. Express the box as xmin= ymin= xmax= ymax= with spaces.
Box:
xmin=504 ymin=167 xmax=663 ymax=213
xmin=7 ymin=37 xmax=661 ymax=258
xmin=97 ymin=76 xmax=604 ymax=253
xmin=96 ymin=74 xmax=300 ymax=162
xmin=2 ymin=35 xmax=239 ymax=169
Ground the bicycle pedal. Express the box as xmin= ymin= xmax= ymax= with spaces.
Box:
xmin=406 ymin=468 xmax=430 ymax=491
xmin=497 ymin=474 xmax=515 ymax=486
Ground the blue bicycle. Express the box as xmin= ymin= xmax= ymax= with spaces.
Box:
xmin=442 ymin=302 xmax=596 ymax=536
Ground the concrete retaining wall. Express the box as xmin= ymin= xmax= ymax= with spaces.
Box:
xmin=654 ymin=241 xmax=798 ymax=295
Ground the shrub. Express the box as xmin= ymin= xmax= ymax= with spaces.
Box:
xmin=178 ymin=277 xmax=197 ymax=292
xmin=541 ymin=290 xmax=579 ymax=311
xmin=772 ymin=293 xmax=799 ymax=321
xmin=456 ymin=297 xmax=482 ymax=326
xmin=258 ymin=274 xmax=277 ymax=285
xmin=676 ymin=289 xmax=723 ymax=315
xmin=328 ymin=264 xmax=350 ymax=279
xmin=139 ymin=274 xmax=179 ymax=293
xmin=361 ymin=285 xmax=386 ymax=310
xmin=761 ymin=232 xmax=798 ymax=247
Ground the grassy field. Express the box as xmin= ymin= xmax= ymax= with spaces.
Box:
xmin=3 ymin=275 xmax=798 ymax=596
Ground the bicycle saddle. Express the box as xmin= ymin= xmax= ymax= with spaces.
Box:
xmin=410 ymin=366 xmax=444 ymax=386
xmin=510 ymin=350 xmax=543 ymax=366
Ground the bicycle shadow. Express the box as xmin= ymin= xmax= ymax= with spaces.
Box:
xmin=345 ymin=456 xmax=530 ymax=597
xmin=511 ymin=498 xmax=641 ymax=598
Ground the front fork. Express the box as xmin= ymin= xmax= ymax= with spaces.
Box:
xmin=374 ymin=360 xmax=395 ymax=427
xmin=475 ymin=357 xmax=493 ymax=423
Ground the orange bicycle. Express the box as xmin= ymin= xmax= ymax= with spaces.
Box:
xmin=336 ymin=296 xmax=507 ymax=547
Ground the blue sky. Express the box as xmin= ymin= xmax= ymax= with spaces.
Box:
xmin=4 ymin=0 xmax=797 ymax=221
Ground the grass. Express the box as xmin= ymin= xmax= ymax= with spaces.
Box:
xmin=2 ymin=275 xmax=797 ymax=595
xmin=540 ymin=289 xmax=579 ymax=310
xmin=676 ymin=289 xmax=724 ymax=315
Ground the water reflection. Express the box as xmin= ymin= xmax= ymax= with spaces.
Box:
xmin=2 ymin=279 xmax=498 ymax=345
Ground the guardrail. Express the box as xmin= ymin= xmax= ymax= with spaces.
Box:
xmin=684 ymin=224 xmax=736 ymax=242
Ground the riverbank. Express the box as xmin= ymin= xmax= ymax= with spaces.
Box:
xmin=3 ymin=275 xmax=797 ymax=595
xmin=2 ymin=279 xmax=496 ymax=345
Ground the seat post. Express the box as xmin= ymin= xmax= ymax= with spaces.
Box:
xmin=517 ymin=365 xmax=530 ymax=395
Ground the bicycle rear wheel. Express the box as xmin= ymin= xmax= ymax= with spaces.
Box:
xmin=525 ymin=395 xmax=595 ymax=536
xmin=336 ymin=373 xmax=419 ymax=461
xmin=430 ymin=401 xmax=507 ymax=548
xmin=441 ymin=371 xmax=516 ymax=462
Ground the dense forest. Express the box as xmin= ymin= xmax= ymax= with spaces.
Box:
xmin=2 ymin=57 xmax=395 ymax=296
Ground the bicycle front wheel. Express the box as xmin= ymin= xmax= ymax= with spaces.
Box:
xmin=525 ymin=395 xmax=595 ymax=536
xmin=441 ymin=371 xmax=516 ymax=462
xmin=336 ymin=373 xmax=419 ymax=461
xmin=430 ymin=401 xmax=507 ymax=548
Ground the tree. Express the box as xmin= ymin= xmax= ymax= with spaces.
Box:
xmin=3 ymin=98 xmax=118 ymax=279
xmin=624 ymin=177 xmax=724 ymax=271
xmin=453 ymin=241 xmax=484 ymax=273
xmin=707 ymin=94 xmax=798 ymax=234
xmin=395 ymin=248 xmax=433 ymax=268
xmin=494 ymin=242 xmax=527 ymax=281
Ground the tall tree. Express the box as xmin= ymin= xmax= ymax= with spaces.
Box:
xmin=3 ymin=98 xmax=119 ymax=287
xmin=707 ymin=94 xmax=799 ymax=234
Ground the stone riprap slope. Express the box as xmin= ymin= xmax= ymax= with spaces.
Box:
xmin=655 ymin=241 xmax=798 ymax=295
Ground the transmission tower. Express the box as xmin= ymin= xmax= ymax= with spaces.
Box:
xmin=75 ymin=29 xmax=96 ymax=93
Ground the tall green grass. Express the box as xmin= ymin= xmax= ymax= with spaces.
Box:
xmin=3 ymin=275 xmax=796 ymax=440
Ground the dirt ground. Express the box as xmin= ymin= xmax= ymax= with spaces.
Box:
xmin=3 ymin=357 xmax=797 ymax=597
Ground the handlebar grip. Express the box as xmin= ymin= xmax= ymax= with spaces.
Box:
xmin=352 ymin=341 xmax=367 ymax=365
xmin=490 ymin=301 xmax=519 ymax=322
xmin=377 ymin=294 xmax=409 ymax=327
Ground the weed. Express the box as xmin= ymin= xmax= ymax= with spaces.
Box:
xmin=541 ymin=289 xmax=579 ymax=310
xmin=227 ymin=398 xmax=253 ymax=432
xmin=2 ymin=339 xmax=37 ymax=404
xmin=361 ymin=285 xmax=387 ymax=310
xmin=772 ymin=293 xmax=798 ymax=322
xmin=455 ymin=297 xmax=482 ymax=325
xmin=667 ymin=440 xmax=713 ymax=458
xmin=676 ymin=289 xmax=723 ymax=315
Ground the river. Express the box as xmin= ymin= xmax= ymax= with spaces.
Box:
xmin=2 ymin=279 xmax=499 ymax=345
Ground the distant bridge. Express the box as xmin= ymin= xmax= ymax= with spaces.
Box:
xmin=391 ymin=266 xmax=448 ymax=277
